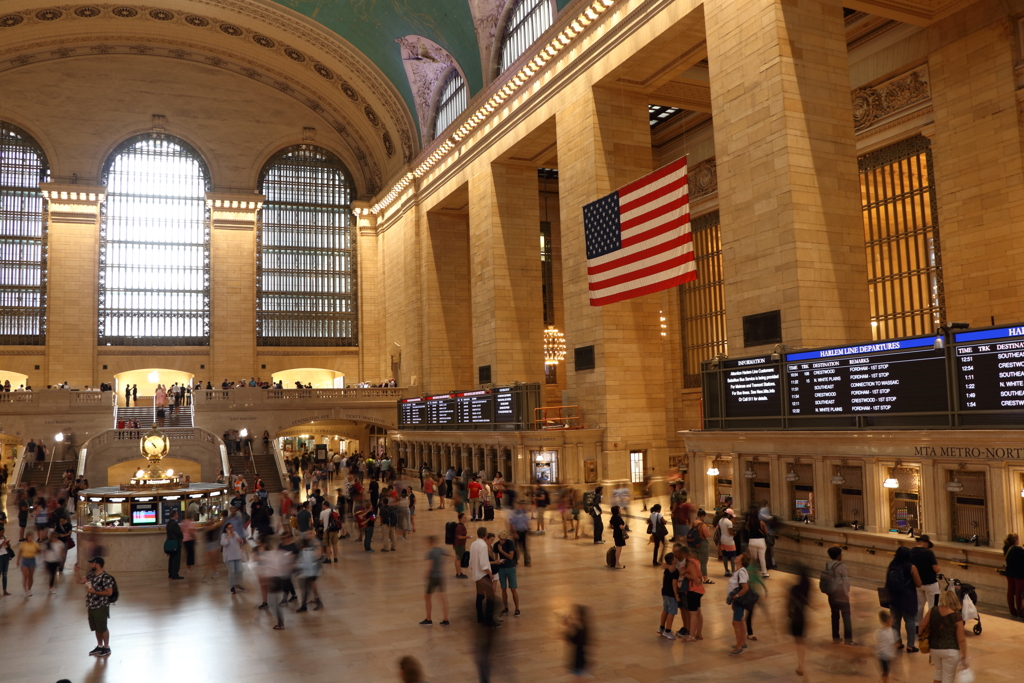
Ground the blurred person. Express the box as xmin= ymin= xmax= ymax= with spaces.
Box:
xmin=534 ymin=484 xmax=550 ymax=532
xmin=356 ymin=501 xmax=374 ymax=550
xmin=278 ymin=530 xmax=300 ymax=603
xmin=875 ymin=610 xmax=897 ymax=683
xmin=181 ymin=511 xmax=197 ymax=574
xmin=788 ymin=566 xmax=811 ymax=676
xmin=73 ymin=556 xmax=114 ymax=657
xmin=0 ymin=525 xmax=12 ymax=596
xmin=379 ymin=497 xmax=398 ymax=552
xmin=746 ymin=504 xmax=771 ymax=578
xmin=453 ymin=513 xmax=468 ymax=578
xmin=399 ymin=655 xmax=427 ymax=683
xmin=648 ymin=504 xmax=668 ymax=566
xmin=911 ymin=535 xmax=941 ymax=622
xmin=919 ymin=590 xmax=968 ymax=683
xmin=718 ymin=508 xmax=737 ymax=577
xmin=164 ymin=508 xmax=184 ymax=579
xmin=41 ymin=529 xmax=65 ymax=594
xmin=510 ymin=502 xmax=531 ymax=567
xmin=296 ymin=530 xmax=324 ymax=612
xmin=469 ymin=526 xmax=497 ymax=626
xmin=202 ymin=514 xmax=223 ymax=581
xmin=495 ymin=530 xmax=520 ymax=616
xmin=658 ymin=553 xmax=681 ymax=640
xmin=421 ymin=535 xmax=450 ymax=626
xmin=683 ymin=545 xmax=705 ymax=641
xmin=588 ymin=486 xmax=604 ymax=544
xmin=611 ymin=482 xmax=631 ymax=530
xmin=564 ymin=604 xmax=590 ymax=680
xmin=16 ymin=531 xmax=39 ymax=595
xmin=1003 ymin=533 xmax=1024 ymax=616
xmin=320 ymin=501 xmax=340 ymax=562
xmin=610 ymin=505 xmax=627 ymax=569
xmin=886 ymin=546 xmax=921 ymax=652
xmin=744 ymin=553 xmax=768 ymax=641
xmin=824 ymin=546 xmax=857 ymax=645
xmin=220 ymin=522 xmax=247 ymax=593
xmin=727 ymin=550 xmax=753 ymax=655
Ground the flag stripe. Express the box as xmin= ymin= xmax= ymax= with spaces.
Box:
xmin=589 ymin=271 xmax=696 ymax=306
xmin=622 ymin=212 xmax=689 ymax=249
xmin=589 ymin=249 xmax=694 ymax=291
xmin=621 ymin=192 xmax=687 ymax=233
xmin=588 ymin=222 xmax=685 ymax=270
xmin=619 ymin=176 xmax=686 ymax=217
xmin=588 ymin=232 xmax=691 ymax=277
xmin=618 ymin=156 xmax=688 ymax=197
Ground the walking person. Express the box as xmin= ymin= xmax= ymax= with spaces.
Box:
xmin=495 ymin=530 xmax=520 ymax=617
xmin=73 ymin=557 xmax=115 ymax=657
xmin=911 ymin=534 xmax=941 ymax=622
xmin=0 ymin=525 xmax=12 ymax=597
xmin=875 ymin=611 xmax=898 ymax=683
xmin=657 ymin=553 xmax=681 ymax=640
xmin=510 ymin=502 xmax=532 ymax=567
xmin=453 ymin=513 xmax=468 ymax=578
xmin=886 ymin=546 xmax=921 ymax=652
xmin=424 ymin=474 xmax=436 ymax=510
xmin=788 ymin=566 xmax=811 ymax=676
xmin=296 ymin=530 xmax=323 ymax=612
xmin=823 ymin=546 xmax=857 ymax=645
xmin=379 ymin=497 xmax=398 ymax=552
xmin=918 ymin=590 xmax=969 ymax=683
xmin=420 ymin=535 xmax=450 ymax=626
xmin=1003 ymin=533 xmax=1024 ymax=616
xmin=648 ymin=504 xmax=668 ymax=566
xmin=221 ymin=522 xmax=247 ymax=593
xmin=41 ymin=529 xmax=64 ymax=594
xmin=164 ymin=508 xmax=184 ymax=580
xmin=610 ymin=505 xmax=627 ymax=569
xmin=746 ymin=505 xmax=770 ymax=578
xmin=469 ymin=526 xmax=496 ymax=626
xmin=564 ymin=604 xmax=590 ymax=680
xmin=16 ymin=531 xmax=39 ymax=595
xmin=727 ymin=551 xmax=754 ymax=655
xmin=181 ymin=512 xmax=196 ymax=574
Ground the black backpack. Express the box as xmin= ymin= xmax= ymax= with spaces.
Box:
xmin=108 ymin=575 xmax=119 ymax=604
xmin=445 ymin=521 xmax=457 ymax=545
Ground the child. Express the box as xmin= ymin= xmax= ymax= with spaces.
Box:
xmin=875 ymin=610 xmax=897 ymax=683
xmin=658 ymin=553 xmax=681 ymax=640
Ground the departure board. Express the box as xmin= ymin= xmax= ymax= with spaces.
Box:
xmin=722 ymin=356 xmax=783 ymax=417
xmin=494 ymin=387 xmax=515 ymax=423
xmin=785 ymin=337 xmax=947 ymax=415
xmin=398 ymin=384 xmax=538 ymax=429
xmin=954 ymin=326 xmax=1024 ymax=410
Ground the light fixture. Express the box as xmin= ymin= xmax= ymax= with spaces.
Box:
xmin=707 ymin=458 xmax=720 ymax=477
xmin=786 ymin=468 xmax=799 ymax=482
xmin=544 ymin=326 xmax=567 ymax=365
xmin=660 ymin=312 xmax=667 ymax=337
xmin=1020 ymin=487 xmax=1024 ymax=498
xmin=771 ymin=343 xmax=785 ymax=362
xmin=54 ymin=432 xmax=64 ymax=443
xmin=884 ymin=461 xmax=902 ymax=488
xmin=744 ymin=459 xmax=756 ymax=479
xmin=240 ymin=428 xmax=248 ymax=438
xmin=136 ymin=469 xmax=145 ymax=478
xmin=148 ymin=370 xmax=160 ymax=383
xmin=831 ymin=473 xmax=846 ymax=485
xmin=166 ymin=469 xmax=174 ymax=477
xmin=946 ymin=464 xmax=965 ymax=493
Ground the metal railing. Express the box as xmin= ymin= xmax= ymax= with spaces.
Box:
xmin=534 ymin=405 xmax=584 ymax=430
xmin=197 ymin=387 xmax=405 ymax=402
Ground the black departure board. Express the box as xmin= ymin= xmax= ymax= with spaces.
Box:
xmin=494 ymin=387 xmax=515 ymax=423
xmin=785 ymin=338 xmax=947 ymax=415
xmin=722 ymin=355 xmax=783 ymax=417
xmin=398 ymin=384 xmax=536 ymax=430
xmin=954 ymin=326 xmax=1024 ymax=410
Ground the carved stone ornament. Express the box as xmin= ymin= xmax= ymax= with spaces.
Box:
xmin=851 ymin=66 xmax=930 ymax=132
xmin=689 ymin=158 xmax=717 ymax=200
xmin=396 ymin=35 xmax=458 ymax=146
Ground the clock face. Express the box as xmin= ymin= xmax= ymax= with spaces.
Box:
xmin=143 ymin=435 xmax=165 ymax=456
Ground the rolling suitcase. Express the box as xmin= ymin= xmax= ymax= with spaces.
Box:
xmin=483 ymin=504 xmax=494 ymax=521
xmin=606 ymin=547 xmax=616 ymax=568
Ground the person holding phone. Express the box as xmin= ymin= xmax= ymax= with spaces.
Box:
xmin=73 ymin=556 xmax=114 ymax=657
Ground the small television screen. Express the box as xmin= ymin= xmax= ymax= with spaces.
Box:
xmin=130 ymin=503 xmax=158 ymax=525
xmin=794 ymin=499 xmax=808 ymax=508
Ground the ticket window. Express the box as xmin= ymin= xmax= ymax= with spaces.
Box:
xmin=531 ymin=450 xmax=558 ymax=484
xmin=887 ymin=466 xmax=921 ymax=534
xmin=715 ymin=459 xmax=734 ymax=507
xmin=749 ymin=461 xmax=771 ymax=511
xmin=949 ymin=470 xmax=989 ymax=546
xmin=789 ymin=463 xmax=815 ymax=522
xmin=835 ymin=465 xmax=865 ymax=528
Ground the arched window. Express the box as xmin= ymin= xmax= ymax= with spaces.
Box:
xmin=257 ymin=145 xmax=357 ymax=346
xmin=433 ymin=70 xmax=467 ymax=140
xmin=99 ymin=134 xmax=211 ymax=345
xmin=499 ymin=0 xmax=554 ymax=74
xmin=0 ymin=123 xmax=49 ymax=345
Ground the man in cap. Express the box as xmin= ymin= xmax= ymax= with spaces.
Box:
xmin=910 ymin=534 xmax=941 ymax=622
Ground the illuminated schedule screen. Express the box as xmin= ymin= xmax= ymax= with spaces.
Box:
xmin=398 ymin=385 xmax=529 ymax=429
xmin=954 ymin=326 xmax=1024 ymax=410
xmin=785 ymin=338 xmax=948 ymax=415
xmin=722 ymin=356 xmax=783 ymax=417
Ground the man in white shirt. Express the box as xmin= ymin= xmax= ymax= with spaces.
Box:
xmin=718 ymin=508 xmax=737 ymax=577
xmin=469 ymin=526 xmax=496 ymax=626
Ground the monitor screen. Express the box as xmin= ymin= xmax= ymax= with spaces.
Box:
xmin=130 ymin=503 xmax=158 ymax=525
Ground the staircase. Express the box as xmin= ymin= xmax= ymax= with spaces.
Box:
xmin=228 ymin=445 xmax=284 ymax=493
xmin=116 ymin=405 xmax=193 ymax=428
xmin=18 ymin=459 xmax=78 ymax=490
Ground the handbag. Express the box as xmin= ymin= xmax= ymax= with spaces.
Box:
xmin=877 ymin=586 xmax=891 ymax=608
xmin=736 ymin=589 xmax=760 ymax=609
xmin=918 ymin=609 xmax=932 ymax=653
xmin=954 ymin=665 xmax=974 ymax=683
xmin=163 ymin=539 xmax=180 ymax=553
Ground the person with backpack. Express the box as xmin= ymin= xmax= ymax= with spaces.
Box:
xmin=320 ymin=501 xmax=341 ymax=563
xmin=727 ymin=551 xmax=755 ymax=655
xmin=379 ymin=497 xmax=398 ymax=552
xmin=648 ymin=504 xmax=669 ymax=566
xmin=73 ymin=556 xmax=115 ymax=657
xmin=692 ymin=509 xmax=714 ymax=584
xmin=586 ymin=486 xmax=604 ymax=544
xmin=822 ymin=546 xmax=857 ymax=645
xmin=886 ymin=546 xmax=922 ymax=652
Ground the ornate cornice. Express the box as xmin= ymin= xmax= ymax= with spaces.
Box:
xmin=852 ymin=65 xmax=930 ymax=133
xmin=688 ymin=158 xmax=717 ymax=200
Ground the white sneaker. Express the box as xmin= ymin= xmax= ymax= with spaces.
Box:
xmin=49 ymin=589 xmax=57 ymax=595
xmin=663 ymin=632 xmax=676 ymax=640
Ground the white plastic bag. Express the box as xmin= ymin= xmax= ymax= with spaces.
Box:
xmin=961 ymin=594 xmax=979 ymax=621
xmin=954 ymin=665 xmax=974 ymax=683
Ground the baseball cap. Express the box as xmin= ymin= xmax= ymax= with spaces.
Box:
xmin=89 ymin=556 xmax=105 ymax=567
xmin=725 ymin=508 xmax=735 ymax=516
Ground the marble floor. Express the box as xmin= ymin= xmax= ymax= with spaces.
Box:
xmin=0 ymin=492 xmax=1019 ymax=683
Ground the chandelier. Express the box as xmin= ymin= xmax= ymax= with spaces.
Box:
xmin=544 ymin=326 xmax=566 ymax=365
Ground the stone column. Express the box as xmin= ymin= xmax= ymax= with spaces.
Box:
xmin=207 ymin=193 xmax=262 ymax=382
xmin=353 ymin=203 xmax=383 ymax=384
xmin=467 ymin=163 xmax=545 ymax=386
xmin=42 ymin=184 xmax=104 ymax=387
xmin=555 ymin=85 xmax=670 ymax=478
xmin=705 ymin=0 xmax=870 ymax=349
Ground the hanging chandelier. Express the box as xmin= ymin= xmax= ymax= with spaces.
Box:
xmin=544 ymin=326 xmax=566 ymax=365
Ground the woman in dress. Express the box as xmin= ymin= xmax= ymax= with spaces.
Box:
xmin=610 ymin=505 xmax=627 ymax=569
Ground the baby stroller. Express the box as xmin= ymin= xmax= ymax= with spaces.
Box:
xmin=943 ymin=575 xmax=982 ymax=635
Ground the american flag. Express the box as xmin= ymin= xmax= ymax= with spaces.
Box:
xmin=582 ymin=157 xmax=695 ymax=306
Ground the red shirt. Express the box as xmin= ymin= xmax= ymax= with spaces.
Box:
xmin=468 ymin=482 xmax=482 ymax=499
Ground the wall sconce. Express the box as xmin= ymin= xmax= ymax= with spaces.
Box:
xmin=743 ymin=457 xmax=757 ymax=479
xmin=707 ymin=457 xmax=720 ymax=477
xmin=786 ymin=458 xmax=799 ymax=482
xmin=883 ymin=460 xmax=901 ymax=489
xmin=831 ymin=459 xmax=847 ymax=486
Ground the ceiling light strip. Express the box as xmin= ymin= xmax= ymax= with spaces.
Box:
xmin=368 ymin=0 xmax=616 ymax=216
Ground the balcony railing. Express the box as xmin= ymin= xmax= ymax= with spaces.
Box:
xmin=197 ymin=387 xmax=405 ymax=402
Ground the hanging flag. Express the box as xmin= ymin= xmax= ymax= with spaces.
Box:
xmin=582 ymin=156 xmax=695 ymax=306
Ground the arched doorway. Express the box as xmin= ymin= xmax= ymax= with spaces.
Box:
xmin=271 ymin=368 xmax=345 ymax=389
xmin=113 ymin=368 xmax=195 ymax=407
xmin=0 ymin=370 xmax=28 ymax=391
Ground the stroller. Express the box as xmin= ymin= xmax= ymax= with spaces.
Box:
xmin=943 ymin=575 xmax=982 ymax=635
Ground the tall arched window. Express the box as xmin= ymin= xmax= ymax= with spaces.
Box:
xmin=433 ymin=70 xmax=467 ymax=140
xmin=99 ymin=134 xmax=211 ymax=345
xmin=0 ymin=123 xmax=49 ymax=345
xmin=257 ymin=146 xmax=357 ymax=346
xmin=499 ymin=0 xmax=554 ymax=74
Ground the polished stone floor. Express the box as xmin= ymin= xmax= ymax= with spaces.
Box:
xmin=1 ymin=490 xmax=1019 ymax=683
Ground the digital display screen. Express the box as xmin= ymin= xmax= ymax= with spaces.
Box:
xmin=494 ymin=387 xmax=514 ymax=423
xmin=721 ymin=355 xmax=783 ymax=417
xmin=954 ymin=326 xmax=1024 ymax=410
xmin=785 ymin=337 xmax=947 ymax=415
xmin=130 ymin=503 xmax=158 ymax=525
xmin=398 ymin=385 xmax=528 ymax=429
